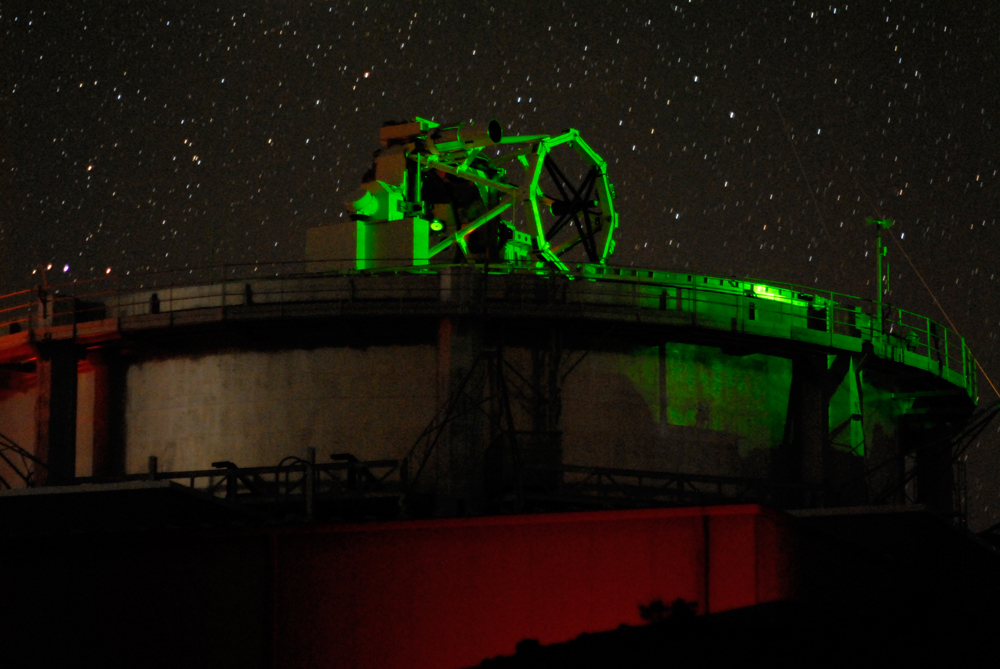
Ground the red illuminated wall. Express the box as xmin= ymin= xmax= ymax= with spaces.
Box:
xmin=273 ymin=505 xmax=795 ymax=669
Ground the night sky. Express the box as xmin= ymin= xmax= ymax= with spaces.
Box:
xmin=3 ymin=1 xmax=999 ymax=527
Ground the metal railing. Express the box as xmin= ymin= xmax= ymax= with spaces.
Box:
xmin=0 ymin=259 xmax=976 ymax=396
xmin=72 ymin=452 xmax=408 ymax=519
xmin=513 ymin=463 xmax=819 ymax=510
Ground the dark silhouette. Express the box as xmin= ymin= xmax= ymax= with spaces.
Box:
xmin=638 ymin=598 xmax=697 ymax=624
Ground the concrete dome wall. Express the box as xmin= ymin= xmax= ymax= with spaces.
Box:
xmin=0 ymin=338 xmax=803 ymax=486
xmin=125 ymin=346 xmax=437 ymax=473
xmin=116 ymin=338 xmax=911 ymax=487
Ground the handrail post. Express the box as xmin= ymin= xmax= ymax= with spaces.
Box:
xmin=828 ymin=302 xmax=833 ymax=346
xmin=944 ymin=327 xmax=949 ymax=373
xmin=925 ymin=316 xmax=931 ymax=360
xmin=221 ymin=263 xmax=227 ymax=308
xmin=961 ymin=339 xmax=968 ymax=388
xmin=305 ymin=447 xmax=316 ymax=520
xmin=147 ymin=456 xmax=158 ymax=481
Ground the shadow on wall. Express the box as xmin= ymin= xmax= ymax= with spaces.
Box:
xmin=561 ymin=345 xmax=791 ymax=479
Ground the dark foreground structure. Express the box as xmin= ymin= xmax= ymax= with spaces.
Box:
xmin=0 ymin=261 xmax=997 ymax=667
xmin=3 ymin=497 xmax=997 ymax=667
xmin=2 ymin=118 xmax=998 ymax=666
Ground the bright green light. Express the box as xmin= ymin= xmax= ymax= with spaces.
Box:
xmin=752 ymin=285 xmax=813 ymax=308
xmin=429 ymin=220 xmax=445 ymax=232
xmin=753 ymin=285 xmax=792 ymax=304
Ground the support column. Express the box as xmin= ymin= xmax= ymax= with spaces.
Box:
xmin=657 ymin=342 xmax=668 ymax=448
xmin=823 ymin=354 xmax=869 ymax=505
xmin=905 ymin=417 xmax=956 ymax=516
xmin=89 ymin=349 xmax=126 ymax=478
xmin=436 ymin=315 xmax=486 ymax=516
xmin=786 ymin=353 xmax=871 ymax=507
xmin=792 ymin=355 xmax=827 ymax=506
xmin=915 ymin=438 xmax=953 ymax=513
xmin=34 ymin=340 xmax=78 ymax=485
xmin=525 ymin=326 xmax=563 ymax=490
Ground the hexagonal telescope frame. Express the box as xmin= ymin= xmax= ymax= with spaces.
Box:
xmin=346 ymin=117 xmax=619 ymax=271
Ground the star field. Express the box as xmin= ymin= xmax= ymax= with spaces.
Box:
xmin=3 ymin=0 xmax=999 ymax=526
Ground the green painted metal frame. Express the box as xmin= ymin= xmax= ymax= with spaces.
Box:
xmin=420 ymin=128 xmax=618 ymax=270
xmin=350 ymin=118 xmax=619 ymax=271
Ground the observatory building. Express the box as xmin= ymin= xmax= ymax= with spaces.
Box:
xmin=0 ymin=118 xmax=994 ymax=667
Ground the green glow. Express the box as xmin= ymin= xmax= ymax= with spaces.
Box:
xmin=617 ymin=342 xmax=933 ymax=461
xmin=752 ymin=284 xmax=810 ymax=308
xmin=349 ymin=190 xmax=379 ymax=218
xmin=413 ymin=116 xmax=440 ymax=130
xmin=356 ymin=220 xmax=373 ymax=270
xmin=621 ymin=343 xmax=792 ymax=455
xmin=827 ymin=355 xmax=864 ymax=456
xmin=412 ymin=217 xmax=429 ymax=266
xmin=859 ymin=382 xmax=913 ymax=449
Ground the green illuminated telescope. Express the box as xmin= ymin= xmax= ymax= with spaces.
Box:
xmin=345 ymin=117 xmax=619 ymax=271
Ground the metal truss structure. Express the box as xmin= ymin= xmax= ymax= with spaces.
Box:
xmin=346 ymin=117 xmax=619 ymax=271
xmin=68 ymin=451 xmax=410 ymax=523
xmin=0 ymin=431 xmax=46 ymax=489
